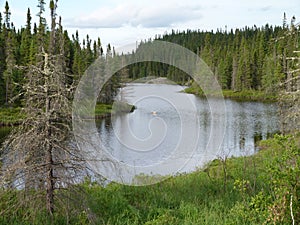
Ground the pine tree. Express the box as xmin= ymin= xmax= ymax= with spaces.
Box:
xmin=37 ymin=0 xmax=47 ymax=54
xmin=283 ymin=12 xmax=287 ymax=29
xmin=3 ymin=31 xmax=16 ymax=106
xmin=4 ymin=1 xmax=11 ymax=30
xmin=71 ymin=30 xmax=84 ymax=82
xmin=2 ymin=2 xmax=17 ymax=106
xmin=19 ymin=8 xmax=32 ymax=65
xmin=0 ymin=13 xmax=5 ymax=104
xmin=1 ymin=0 xmax=86 ymax=218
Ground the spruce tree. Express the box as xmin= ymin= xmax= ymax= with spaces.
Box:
xmin=19 ymin=8 xmax=32 ymax=65
xmin=1 ymin=0 xmax=86 ymax=218
xmin=3 ymin=31 xmax=16 ymax=106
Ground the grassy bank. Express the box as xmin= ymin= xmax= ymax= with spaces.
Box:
xmin=0 ymin=107 xmax=25 ymax=126
xmin=0 ymin=103 xmax=135 ymax=126
xmin=95 ymin=102 xmax=136 ymax=119
xmin=94 ymin=103 xmax=113 ymax=118
xmin=184 ymin=84 xmax=278 ymax=102
xmin=1 ymin=134 xmax=299 ymax=224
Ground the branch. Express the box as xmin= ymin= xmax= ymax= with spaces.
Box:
xmin=290 ymin=195 xmax=295 ymax=225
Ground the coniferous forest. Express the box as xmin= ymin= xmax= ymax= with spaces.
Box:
xmin=0 ymin=1 xmax=299 ymax=106
xmin=0 ymin=0 xmax=299 ymax=224
xmin=0 ymin=1 xmax=122 ymax=107
xmin=129 ymin=15 xmax=299 ymax=97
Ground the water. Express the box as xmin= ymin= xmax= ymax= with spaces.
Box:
xmin=93 ymin=83 xmax=278 ymax=183
xmin=0 ymin=83 xmax=279 ymax=184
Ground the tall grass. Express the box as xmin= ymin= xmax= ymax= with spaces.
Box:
xmin=1 ymin=134 xmax=298 ymax=224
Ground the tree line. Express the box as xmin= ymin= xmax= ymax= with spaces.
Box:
xmin=1 ymin=1 xmax=298 ymax=106
xmin=0 ymin=0 xmax=125 ymax=107
xmin=0 ymin=0 xmax=299 ymax=219
xmin=0 ymin=0 xmax=122 ymax=218
xmin=129 ymin=14 xmax=299 ymax=95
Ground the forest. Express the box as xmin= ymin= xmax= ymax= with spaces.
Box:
xmin=0 ymin=1 xmax=299 ymax=106
xmin=0 ymin=0 xmax=299 ymax=224
xmin=129 ymin=14 xmax=299 ymax=98
xmin=0 ymin=0 xmax=123 ymax=108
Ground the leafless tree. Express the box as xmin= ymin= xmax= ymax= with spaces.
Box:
xmin=0 ymin=0 xmax=88 ymax=219
xmin=278 ymin=22 xmax=300 ymax=134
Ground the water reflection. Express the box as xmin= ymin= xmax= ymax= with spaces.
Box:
xmin=96 ymin=83 xmax=279 ymax=174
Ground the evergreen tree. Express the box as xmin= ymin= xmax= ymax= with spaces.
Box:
xmin=1 ymin=0 xmax=87 ymax=218
xmin=3 ymin=31 xmax=16 ymax=106
xmin=19 ymin=8 xmax=32 ymax=65
xmin=0 ymin=13 xmax=5 ymax=104
xmin=36 ymin=0 xmax=47 ymax=54
xmin=3 ymin=1 xmax=11 ymax=30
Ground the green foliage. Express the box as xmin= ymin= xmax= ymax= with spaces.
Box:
xmin=0 ymin=2 xmax=119 ymax=108
xmin=0 ymin=2 xmax=298 ymax=224
xmin=0 ymin=188 xmax=91 ymax=225
xmin=94 ymin=103 xmax=112 ymax=117
xmin=184 ymin=82 xmax=277 ymax=102
xmin=94 ymin=102 xmax=135 ymax=119
xmin=229 ymin=134 xmax=300 ymax=224
xmin=263 ymin=135 xmax=300 ymax=224
xmin=0 ymin=134 xmax=299 ymax=224
xmin=0 ymin=107 xmax=25 ymax=125
xmin=129 ymin=22 xmax=299 ymax=96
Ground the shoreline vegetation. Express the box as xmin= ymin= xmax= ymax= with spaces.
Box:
xmin=1 ymin=133 xmax=299 ymax=224
xmin=0 ymin=81 xmax=276 ymax=127
xmin=0 ymin=80 xmax=277 ymax=127
xmin=0 ymin=0 xmax=298 ymax=222
xmin=0 ymin=102 xmax=136 ymax=127
xmin=184 ymin=83 xmax=278 ymax=102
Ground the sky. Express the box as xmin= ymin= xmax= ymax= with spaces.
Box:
xmin=1 ymin=0 xmax=300 ymax=51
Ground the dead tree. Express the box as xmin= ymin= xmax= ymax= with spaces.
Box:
xmin=279 ymin=22 xmax=300 ymax=134
xmin=0 ymin=0 xmax=87 ymax=218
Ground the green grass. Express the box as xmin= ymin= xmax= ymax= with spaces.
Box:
xmin=81 ymin=134 xmax=298 ymax=225
xmin=0 ymin=103 xmax=135 ymax=126
xmin=94 ymin=103 xmax=113 ymax=118
xmin=1 ymin=132 xmax=298 ymax=224
xmin=83 ymin=133 xmax=299 ymax=225
xmin=95 ymin=102 xmax=136 ymax=119
xmin=0 ymin=107 xmax=25 ymax=126
xmin=222 ymin=90 xmax=277 ymax=102
xmin=184 ymin=85 xmax=278 ymax=102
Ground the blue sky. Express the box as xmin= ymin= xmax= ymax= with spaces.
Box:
xmin=1 ymin=0 xmax=300 ymax=50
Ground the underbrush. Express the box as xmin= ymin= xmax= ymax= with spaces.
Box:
xmin=0 ymin=134 xmax=299 ymax=224
xmin=184 ymin=82 xmax=277 ymax=102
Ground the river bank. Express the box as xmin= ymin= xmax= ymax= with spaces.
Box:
xmin=1 ymin=133 xmax=299 ymax=224
xmin=184 ymin=84 xmax=278 ymax=102
xmin=0 ymin=103 xmax=136 ymax=127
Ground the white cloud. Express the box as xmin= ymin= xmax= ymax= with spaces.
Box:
xmin=2 ymin=0 xmax=300 ymax=48
xmin=64 ymin=1 xmax=202 ymax=29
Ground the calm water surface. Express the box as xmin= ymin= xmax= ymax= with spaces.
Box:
xmin=0 ymin=83 xmax=279 ymax=182
xmin=95 ymin=83 xmax=278 ymax=178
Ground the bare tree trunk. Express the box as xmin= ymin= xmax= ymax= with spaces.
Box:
xmin=0 ymin=1 xmax=90 ymax=221
xmin=46 ymin=142 xmax=54 ymax=215
xmin=44 ymin=52 xmax=54 ymax=216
